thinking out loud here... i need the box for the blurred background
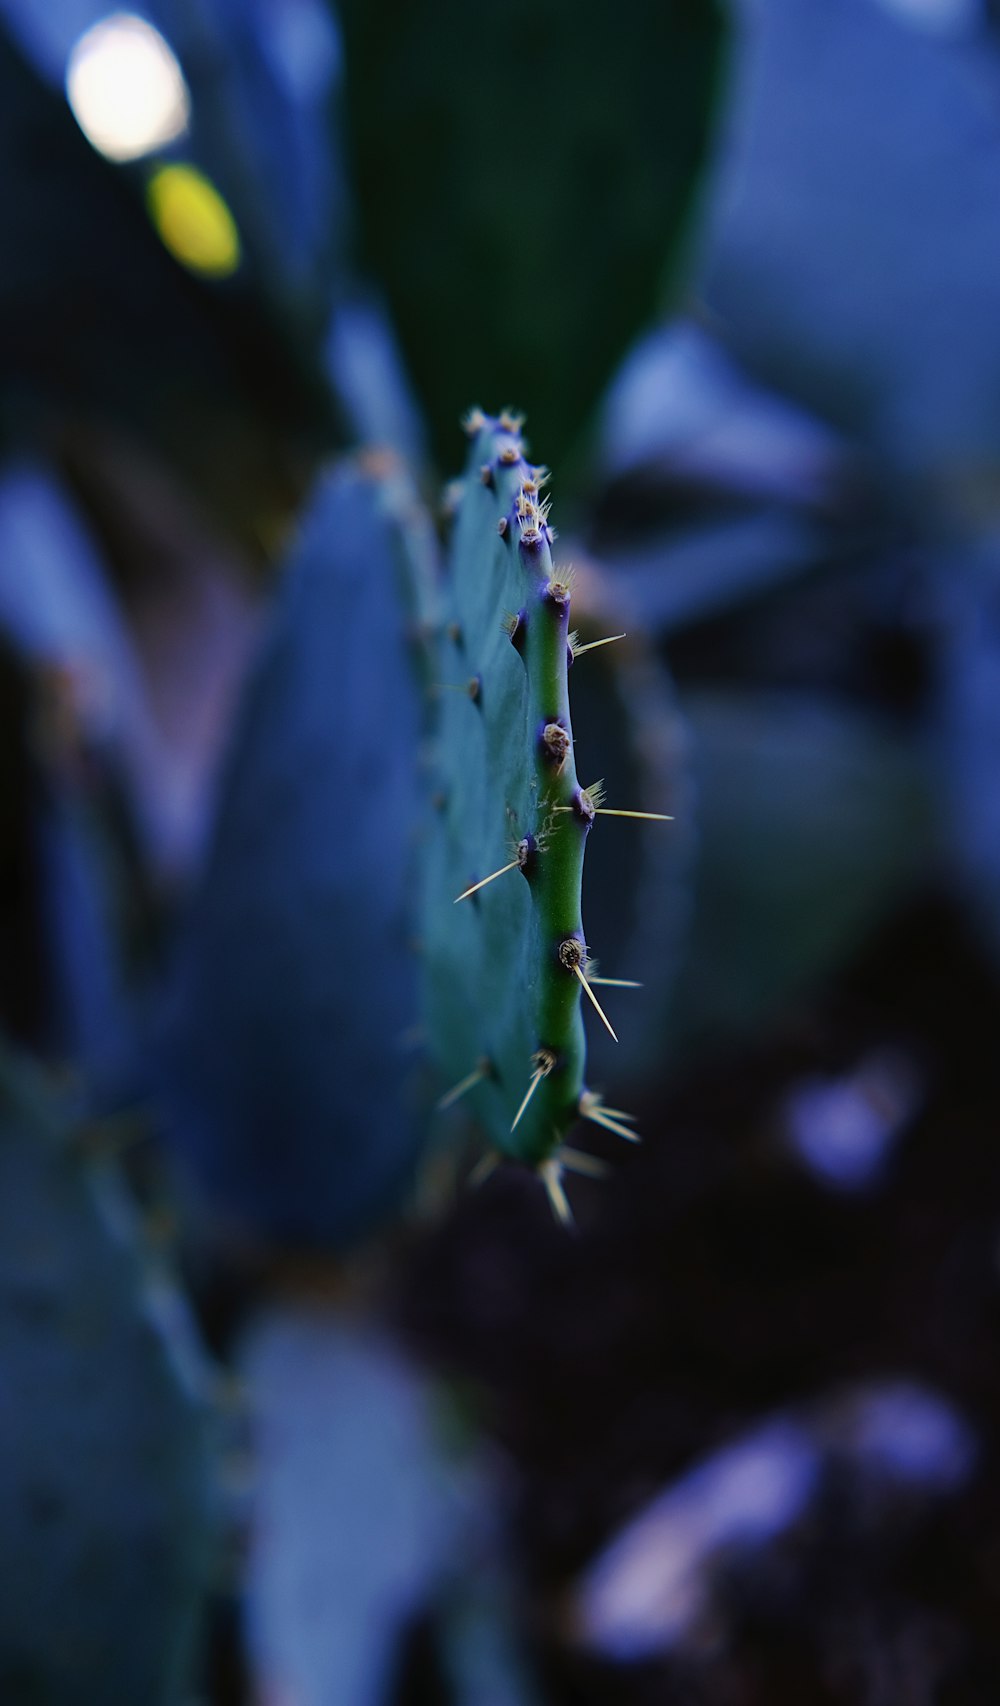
[3,0,1000,1701]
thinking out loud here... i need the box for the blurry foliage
[670,692,932,1053]
[242,1306,540,1706]
[634,0,1000,1011]
[0,461,197,1093]
[0,1,342,548]
[700,0,1000,475]
[0,641,47,1045]
[0,1046,217,1705]
[335,0,727,474]
[939,537,1000,968]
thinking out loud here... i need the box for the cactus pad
[0,1048,216,1703]
[159,465,427,1248]
[424,412,638,1197]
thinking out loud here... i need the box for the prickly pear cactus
[565,570,692,1092]
[0,1047,217,1703]
[425,412,645,1208]
[159,463,428,1248]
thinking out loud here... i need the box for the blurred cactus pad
[160,464,428,1247]
[337,0,727,470]
[0,1047,217,1704]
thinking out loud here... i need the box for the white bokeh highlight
[66,13,190,163]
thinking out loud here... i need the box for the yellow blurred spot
[146,165,241,278]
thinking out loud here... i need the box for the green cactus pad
[424,412,629,1189]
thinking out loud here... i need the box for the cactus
[564,568,693,1092]
[0,1046,217,1703]
[157,430,676,1236]
[159,462,428,1247]
[336,0,727,472]
[424,412,662,1211]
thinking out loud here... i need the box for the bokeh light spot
[146,165,242,279]
[66,13,190,163]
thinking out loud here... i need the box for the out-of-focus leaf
[325,291,430,469]
[337,0,726,473]
[1,0,349,334]
[588,323,882,638]
[0,1046,217,1704]
[37,433,266,872]
[0,466,165,826]
[0,465,165,1092]
[598,511,834,635]
[0,643,48,1046]
[699,0,1000,475]
[152,0,348,338]
[242,1305,540,1706]
[667,692,933,1053]
[574,1379,975,1662]
[158,465,425,1248]
[34,781,142,1099]
[0,459,261,1099]
[598,321,853,508]
[937,537,1000,967]
[0,463,137,682]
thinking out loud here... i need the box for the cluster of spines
[435,410,671,1223]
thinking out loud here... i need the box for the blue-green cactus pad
[159,465,426,1247]
[0,1050,216,1703]
[424,414,605,1176]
